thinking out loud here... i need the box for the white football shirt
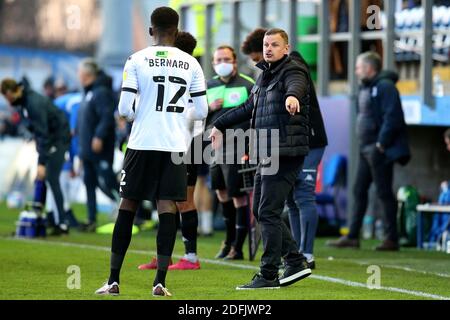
[121,46,207,152]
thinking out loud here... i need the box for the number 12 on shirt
[153,76,187,113]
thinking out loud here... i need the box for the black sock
[181,210,198,254]
[109,209,135,285]
[233,206,249,252]
[222,201,236,246]
[155,269,167,288]
[154,213,177,287]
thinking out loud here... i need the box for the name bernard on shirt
[147,57,189,70]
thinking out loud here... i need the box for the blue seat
[428,190,450,244]
[316,155,347,224]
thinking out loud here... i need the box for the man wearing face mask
[1,78,71,236]
[206,45,255,261]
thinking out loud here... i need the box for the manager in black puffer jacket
[210,28,312,290]
[241,28,328,267]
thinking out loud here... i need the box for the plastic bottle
[433,74,444,97]
[375,219,384,240]
[362,215,375,239]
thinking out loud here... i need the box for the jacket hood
[94,70,113,89]
[84,70,113,92]
[372,70,399,85]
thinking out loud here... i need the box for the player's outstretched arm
[213,96,254,132]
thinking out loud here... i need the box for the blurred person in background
[241,28,266,65]
[0,108,21,138]
[327,52,410,251]
[43,76,56,100]
[77,58,120,232]
[441,129,450,191]
[1,78,71,236]
[46,78,83,228]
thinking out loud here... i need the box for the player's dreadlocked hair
[241,28,267,55]
[151,7,179,31]
[175,31,197,56]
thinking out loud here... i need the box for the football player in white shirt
[95,7,208,298]
[137,31,205,272]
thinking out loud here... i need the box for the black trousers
[253,156,306,280]
[46,141,69,226]
[82,157,120,223]
[348,144,398,242]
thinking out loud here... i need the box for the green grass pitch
[0,203,449,300]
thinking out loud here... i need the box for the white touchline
[6,238,450,300]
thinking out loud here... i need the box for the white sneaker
[95,282,120,296]
[152,283,172,297]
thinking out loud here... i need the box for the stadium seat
[395,5,450,64]
[316,155,347,224]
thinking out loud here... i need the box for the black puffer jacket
[214,55,310,158]
[290,51,328,149]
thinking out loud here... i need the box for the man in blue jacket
[327,51,410,251]
[77,58,119,231]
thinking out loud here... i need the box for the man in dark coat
[77,58,119,231]
[327,51,410,251]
